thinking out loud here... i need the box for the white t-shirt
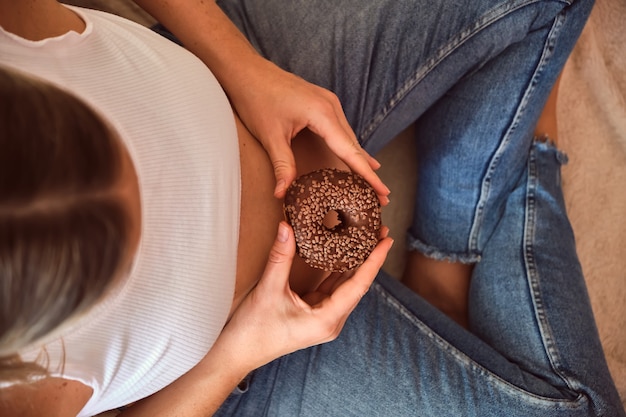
[0,6,241,416]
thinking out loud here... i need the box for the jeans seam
[467,6,567,252]
[523,145,576,393]
[360,0,552,147]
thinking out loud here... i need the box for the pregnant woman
[0,0,622,416]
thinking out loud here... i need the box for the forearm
[132,0,272,98]
[119,342,249,417]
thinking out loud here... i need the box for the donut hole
[323,209,343,230]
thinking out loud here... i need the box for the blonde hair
[0,66,132,382]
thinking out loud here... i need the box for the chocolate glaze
[284,168,381,272]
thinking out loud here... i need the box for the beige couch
[66,0,626,413]
[557,0,626,405]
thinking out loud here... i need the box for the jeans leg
[216,0,589,143]
[214,142,623,417]
[469,140,624,415]
[408,0,594,260]
[217,0,594,260]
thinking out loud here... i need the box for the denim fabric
[214,142,624,417]
[212,0,623,414]
[218,0,594,263]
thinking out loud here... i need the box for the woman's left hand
[228,58,391,204]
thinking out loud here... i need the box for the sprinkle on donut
[283,168,382,272]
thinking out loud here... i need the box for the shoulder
[0,377,92,417]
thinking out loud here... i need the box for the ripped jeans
[215,142,623,416]
[214,0,624,414]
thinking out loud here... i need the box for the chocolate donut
[284,168,382,272]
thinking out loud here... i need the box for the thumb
[268,144,297,198]
[260,222,296,291]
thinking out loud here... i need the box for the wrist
[197,337,252,385]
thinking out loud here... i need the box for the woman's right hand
[212,221,393,375]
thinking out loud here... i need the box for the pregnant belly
[232,116,349,316]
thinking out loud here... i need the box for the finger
[327,270,356,294]
[312,227,389,300]
[341,143,390,206]
[318,237,393,314]
[324,98,389,197]
[366,153,382,170]
[315,272,348,296]
[307,115,391,205]
[259,221,297,291]
[304,238,393,343]
[264,139,298,198]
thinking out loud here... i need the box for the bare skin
[401,75,562,328]
[233,121,350,312]
[401,254,473,328]
[534,74,561,143]
[0,0,85,40]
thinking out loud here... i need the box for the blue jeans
[213,0,624,415]
[215,142,623,416]
[219,0,593,262]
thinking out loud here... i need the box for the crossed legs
[402,73,563,327]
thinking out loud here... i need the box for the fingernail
[278,222,289,242]
[275,179,286,196]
